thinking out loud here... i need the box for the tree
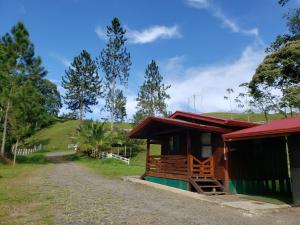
[249,38,300,116]
[99,18,131,130]
[136,60,170,121]
[223,88,234,119]
[78,120,107,157]
[62,49,102,121]
[0,22,48,157]
[249,2,300,117]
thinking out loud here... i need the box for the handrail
[190,155,214,178]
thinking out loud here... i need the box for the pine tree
[0,22,50,156]
[99,18,131,130]
[135,60,170,123]
[62,49,102,120]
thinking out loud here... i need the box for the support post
[186,130,192,190]
[146,139,150,173]
[224,141,230,192]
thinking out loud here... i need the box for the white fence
[100,152,130,165]
[68,144,79,151]
[16,144,42,156]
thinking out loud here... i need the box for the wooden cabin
[127,111,257,195]
[223,117,300,205]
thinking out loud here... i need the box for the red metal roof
[223,116,300,141]
[127,116,233,139]
[169,111,257,128]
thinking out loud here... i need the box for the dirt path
[37,154,300,225]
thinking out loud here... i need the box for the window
[201,133,212,158]
[169,135,180,154]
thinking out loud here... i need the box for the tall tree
[62,49,102,121]
[99,18,131,130]
[0,22,48,156]
[135,60,170,123]
[248,1,300,117]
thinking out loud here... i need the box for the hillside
[25,120,80,152]
[205,112,286,123]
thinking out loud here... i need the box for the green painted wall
[228,179,291,195]
[144,176,189,190]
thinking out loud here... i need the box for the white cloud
[95,24,181,44]
[126,95,137,120]
[185,0,261,40]
[186,0,210,9]
[163,45,265,113]
[127,25,181,44]
[95,26,107,41]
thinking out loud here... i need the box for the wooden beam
[186,130,192,190]
[146,139,150,173]
[224,142,229,192]
[150,128,185,137]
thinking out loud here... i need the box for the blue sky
[1,0,298,120]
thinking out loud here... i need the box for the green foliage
[78,120,108,156]
[250,38,300,116]
[99,17,131,129]
[136,60,170,122]
[62,49,102,120]
[0,22,62,156]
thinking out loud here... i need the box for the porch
[144,130,225,195]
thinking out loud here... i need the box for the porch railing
[147,155,188,175]
[189,155,214,178]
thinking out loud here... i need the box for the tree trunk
[110,81,115,131]
[79,96,84,121]
[1,100,10,157]
[264,111,269,123]
[13,139,19,166]
[290,107,293,117]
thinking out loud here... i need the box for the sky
[1,0,298,120]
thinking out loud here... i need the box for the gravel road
[39,154,300,225]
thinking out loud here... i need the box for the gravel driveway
[39,154,300,225]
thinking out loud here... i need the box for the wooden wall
[228,137,291,195]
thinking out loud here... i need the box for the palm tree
[79,120,107,157]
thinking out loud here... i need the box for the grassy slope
[25,120,80,152]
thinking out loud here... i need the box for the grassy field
[0,160,53,225]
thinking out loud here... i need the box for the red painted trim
[127,116,233,138]
[223,116,300,141]
[169,111,257,128]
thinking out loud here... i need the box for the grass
[66,154,145,178]
[25,120,80,152]
[0,162,53,225]
[205,112,286,123]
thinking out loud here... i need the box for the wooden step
[189,177,225,195]
[203,191,226,195]
[198,185,222,188]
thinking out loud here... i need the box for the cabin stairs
[189,177,225,195]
